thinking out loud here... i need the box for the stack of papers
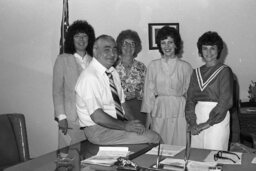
[146,144,185,157]
[155,158,217,171]
[81,147,129,166]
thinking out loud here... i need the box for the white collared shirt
[74,53,91,69]
[75,58,125,127]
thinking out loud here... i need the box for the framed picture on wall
[148,23,179,50]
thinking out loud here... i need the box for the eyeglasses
[214,151,240,163]
[74,34,88,40]
[122,41,136,48]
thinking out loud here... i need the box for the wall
[0,0,255,157]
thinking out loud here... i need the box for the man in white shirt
[75,35,160,144]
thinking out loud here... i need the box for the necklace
[121,58,134,68]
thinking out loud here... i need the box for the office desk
[4,140,256,171]
[134,148,256,171]
[4,141,155,171]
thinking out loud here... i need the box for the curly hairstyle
[116,29,142,57]
[197,31,223,59]
[64,20,95,56]
[156,26,182,55]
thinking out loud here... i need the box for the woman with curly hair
[141,26,192,145]
[53,20,95,148]
[115,29,147,125]
[185,31,233,150]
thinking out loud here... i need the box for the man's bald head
[93,34,118,69]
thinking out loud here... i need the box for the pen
[156,141,161,168]
[59,127,73,130]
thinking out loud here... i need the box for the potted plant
[248,81,256,102]
[245,81,256,107]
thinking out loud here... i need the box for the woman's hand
[59,119,68,135]
[189,124,200,135]
[145,113,152,129]
[125,91,136,100]
[197,122,210,132]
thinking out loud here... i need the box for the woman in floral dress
[141,26,192,145]
[116,30,147,125]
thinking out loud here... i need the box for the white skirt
[191,101,230,151]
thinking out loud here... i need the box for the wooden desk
[4,140,256,171]
[134,148,256,171]
[4,141,155,171]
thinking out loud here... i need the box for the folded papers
[154,158,217,171]
[146,144,185,157]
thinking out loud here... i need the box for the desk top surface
[240,107,256,114]
[4,141,256,171]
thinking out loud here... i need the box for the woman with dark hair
[115,30,147,124]
[185,31,233,150]
[53,20,95,148]
[141,26,192,145]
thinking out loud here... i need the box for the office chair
[239,102,256,149]
[229,75,256,153]
[229,74,240,144]
[0,113,30,170]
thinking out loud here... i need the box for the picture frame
[148,23,179,50]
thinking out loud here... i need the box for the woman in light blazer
[53,20,95,148]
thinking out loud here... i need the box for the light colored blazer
[52,53,91,123]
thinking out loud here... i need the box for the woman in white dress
[141,26,192,145]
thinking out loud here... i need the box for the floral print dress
[116,59,147,100]
[116,59,147,124]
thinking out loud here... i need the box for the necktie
[105,71,126,121]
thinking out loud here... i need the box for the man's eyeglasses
[214,151,240,163]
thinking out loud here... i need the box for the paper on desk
[251,157,256,164]
[188,160,217,171]
[81,147,129,166]
[157,158,217,171]
[204,151,242,165]
[146,144,185,157]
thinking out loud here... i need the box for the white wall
[0,0,256,157]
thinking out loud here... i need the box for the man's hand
[124,120,145,135]
[59,119,68,135]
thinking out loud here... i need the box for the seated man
[75,35,160,145]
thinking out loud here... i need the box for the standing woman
[141,26,192,145]
[53,20,95,148]
[115,30,147,125]
[185,31,233,150]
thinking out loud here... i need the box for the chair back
[229,74,240,143]
[0,113,30,170]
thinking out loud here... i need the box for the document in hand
[81,147,130,166]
